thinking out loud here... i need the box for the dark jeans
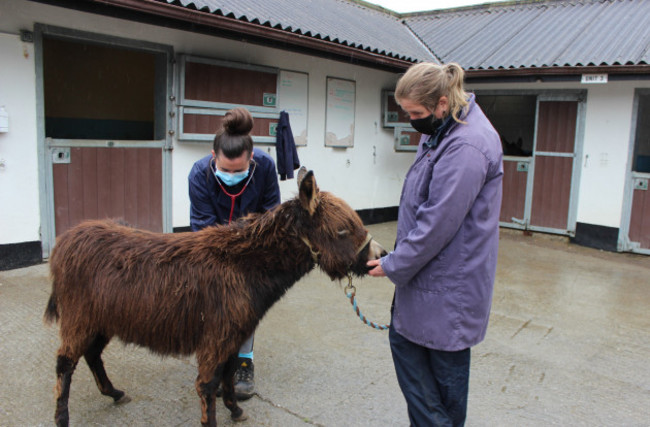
[389,323,471,427]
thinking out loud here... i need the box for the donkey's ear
[298,169,320,216]
[297,166,308,188]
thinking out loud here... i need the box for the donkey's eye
[337,230,350,238]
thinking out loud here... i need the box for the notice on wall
[325,77,355,147]
[278,70,308,146]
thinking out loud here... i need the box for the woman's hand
[367,259,386,277]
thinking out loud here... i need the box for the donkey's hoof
[231,409,248,422]
[114,394,131,405]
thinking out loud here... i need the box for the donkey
[44,169,385,426]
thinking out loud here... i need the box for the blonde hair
[395,62,468,123]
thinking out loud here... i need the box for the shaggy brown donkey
[44,170,385,426]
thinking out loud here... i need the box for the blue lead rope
[345,275,390,331]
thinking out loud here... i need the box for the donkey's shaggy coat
[44,170,385,426]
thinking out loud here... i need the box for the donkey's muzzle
[367,239,387,260]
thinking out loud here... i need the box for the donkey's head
[296,168,386,280]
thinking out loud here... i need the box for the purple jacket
[381,94,503,351]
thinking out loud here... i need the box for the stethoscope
[211,159,257,224]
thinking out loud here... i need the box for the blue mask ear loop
[211,160,257,224]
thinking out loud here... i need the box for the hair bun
[223,107,254,136]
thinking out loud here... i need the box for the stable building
[0,0,648,270]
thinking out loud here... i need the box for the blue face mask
[214,168,249,186]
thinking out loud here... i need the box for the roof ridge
[401,20,441,64]
[344,0,402,18]
[402,0,588,18]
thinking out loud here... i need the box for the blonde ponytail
[444,63,468,123]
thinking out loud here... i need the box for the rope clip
[345,273,356,296]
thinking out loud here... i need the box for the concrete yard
[1,222,648,426]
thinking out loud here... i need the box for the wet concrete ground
[1,222,649,426]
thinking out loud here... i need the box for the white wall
[577,82,644,228]
[0,32,40,243]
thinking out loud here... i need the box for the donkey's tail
[44,293,59,324]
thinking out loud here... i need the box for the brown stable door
[44,37,165,237]
[529,101,578,232]
[629,182,650,249]
[627,91,650,251]
[53,147,163,235]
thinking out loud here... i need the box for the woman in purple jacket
[368,62,503,426]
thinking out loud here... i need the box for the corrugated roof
[163,0,436,63]
[134,0,650,72]
[404,0,650,70]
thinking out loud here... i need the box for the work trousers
[389,323,471,427]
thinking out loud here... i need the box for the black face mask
[410,114,443,135]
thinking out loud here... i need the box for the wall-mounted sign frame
[394,126,421,152]
[382,90,411,128]
[278,70,308,146]
[325,77,355,148]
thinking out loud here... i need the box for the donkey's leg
[55,329,100,427]
[84,334,130,404]
[195,364,221,427]
[54,353,78,427]
[195,347,225,427]
[221,353,247,422]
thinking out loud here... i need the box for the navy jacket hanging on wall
[275,111,300,180]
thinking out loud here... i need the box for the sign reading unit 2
[581,74,608,84]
